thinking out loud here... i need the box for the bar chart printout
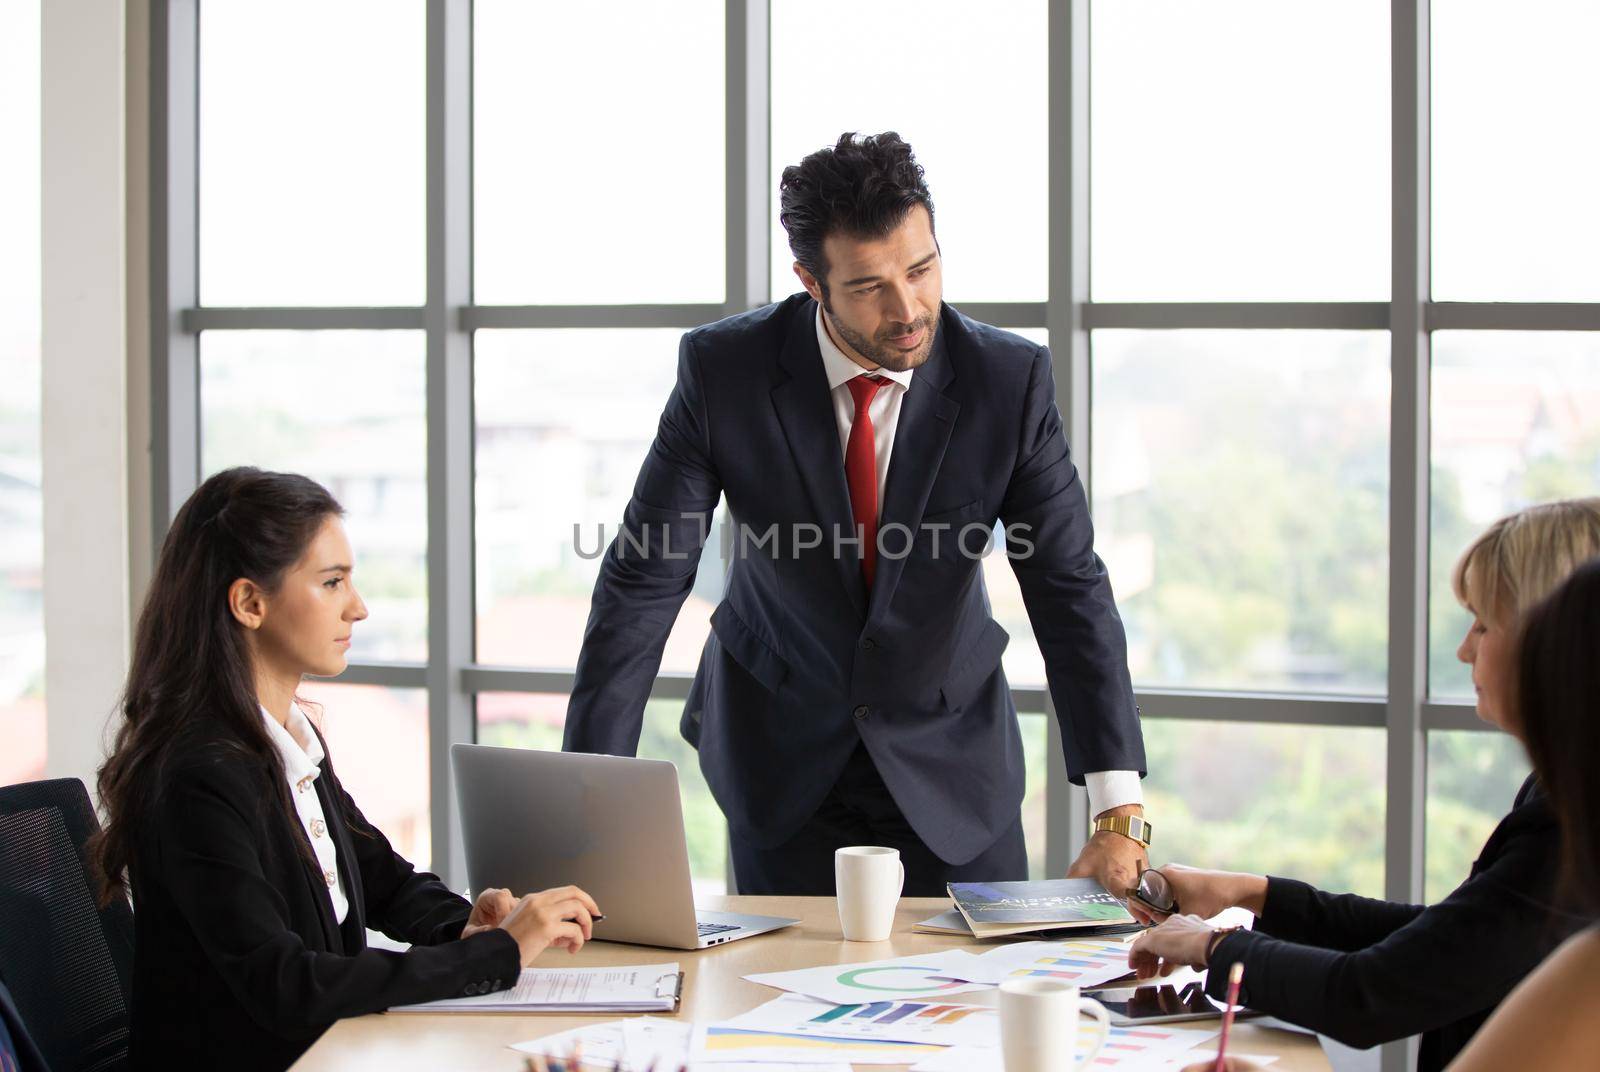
[690,1023,942,1065]
[960,938,1134,989]
[719,993,1001,1049]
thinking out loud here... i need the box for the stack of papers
[390,964,682,1014]
[914,906,1142,940]
[500,945,1258,1070]
[512,1018,853,1072]
[947,879,1139,938]
[699,993,1221,1071]
[713,945,1225,1071]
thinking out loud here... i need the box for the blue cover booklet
[947,878,1137,937]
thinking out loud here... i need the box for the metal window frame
[149,5,1590,1005]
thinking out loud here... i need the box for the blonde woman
[1440,557,1600,1070]
[1133,499,1600,1072]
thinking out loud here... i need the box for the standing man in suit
[563,132,1149,896]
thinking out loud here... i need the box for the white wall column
[42,0,131,788]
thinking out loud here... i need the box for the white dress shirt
[815,308,1144,822]
[261,703,350,924]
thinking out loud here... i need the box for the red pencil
[1213,961,1245,1072]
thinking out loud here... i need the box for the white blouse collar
[259,702,325,786]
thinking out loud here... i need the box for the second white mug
[999,977,1111,1072]
[834,845,904,941]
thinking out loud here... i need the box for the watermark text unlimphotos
[572,516,1036,562]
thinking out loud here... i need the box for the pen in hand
[1213,961,1244,1072]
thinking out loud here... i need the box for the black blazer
[127,730,520,1072]
[565,295,1144,864]
[1206,775,1586,1071]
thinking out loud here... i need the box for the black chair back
[1,973,51,1072]
[0,779,133,1072]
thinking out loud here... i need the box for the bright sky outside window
[1091,0,1390,301]
[770,0,1047,304]
[474,0,724,304]
[0,0,44,786]
[200,0,425,306]
[1432,0,1600,301]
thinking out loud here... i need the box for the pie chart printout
[834,965,971,993]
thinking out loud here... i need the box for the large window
[1419,1,1600,899]
[473,330,720,671]
[1092,331,1390,696]
[155,2,1598,939]
[0,0,43,786]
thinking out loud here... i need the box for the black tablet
[1087,981,1260,1026]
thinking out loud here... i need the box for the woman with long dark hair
[93,468,598,1071]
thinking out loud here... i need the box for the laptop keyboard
[698,921,741,937]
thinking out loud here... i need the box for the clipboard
[655,970,685,1010]
[390,963,685,1014]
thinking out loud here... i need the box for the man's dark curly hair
[778,131,935,297]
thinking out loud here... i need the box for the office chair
[1,974,50,1072]
[0,779,134,1072]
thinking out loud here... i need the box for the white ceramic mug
[998,978,1111,1072]
[834,845,905,941]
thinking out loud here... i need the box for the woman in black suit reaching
[92,467,599,1071]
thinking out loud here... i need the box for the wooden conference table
[294,896,1330,1071]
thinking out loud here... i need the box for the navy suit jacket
[564,294,1145,864]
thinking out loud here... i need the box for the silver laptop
[451,744,797,950]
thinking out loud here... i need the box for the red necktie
[844,375,886,588]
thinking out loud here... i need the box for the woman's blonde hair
[1452,497,1600,627]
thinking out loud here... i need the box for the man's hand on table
[1066,803,1147,896]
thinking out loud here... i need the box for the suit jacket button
[861,638,876,651]
[853,705,869,721]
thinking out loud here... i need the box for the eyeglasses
[1131,867,1179,916]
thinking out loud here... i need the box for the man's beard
[824,305,938,372]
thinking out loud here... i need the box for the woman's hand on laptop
[497,885,603,965]
[461,887,517,938]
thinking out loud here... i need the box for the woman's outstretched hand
[1128,913,1218,979]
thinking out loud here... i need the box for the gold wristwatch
[1092,814,1153,849]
